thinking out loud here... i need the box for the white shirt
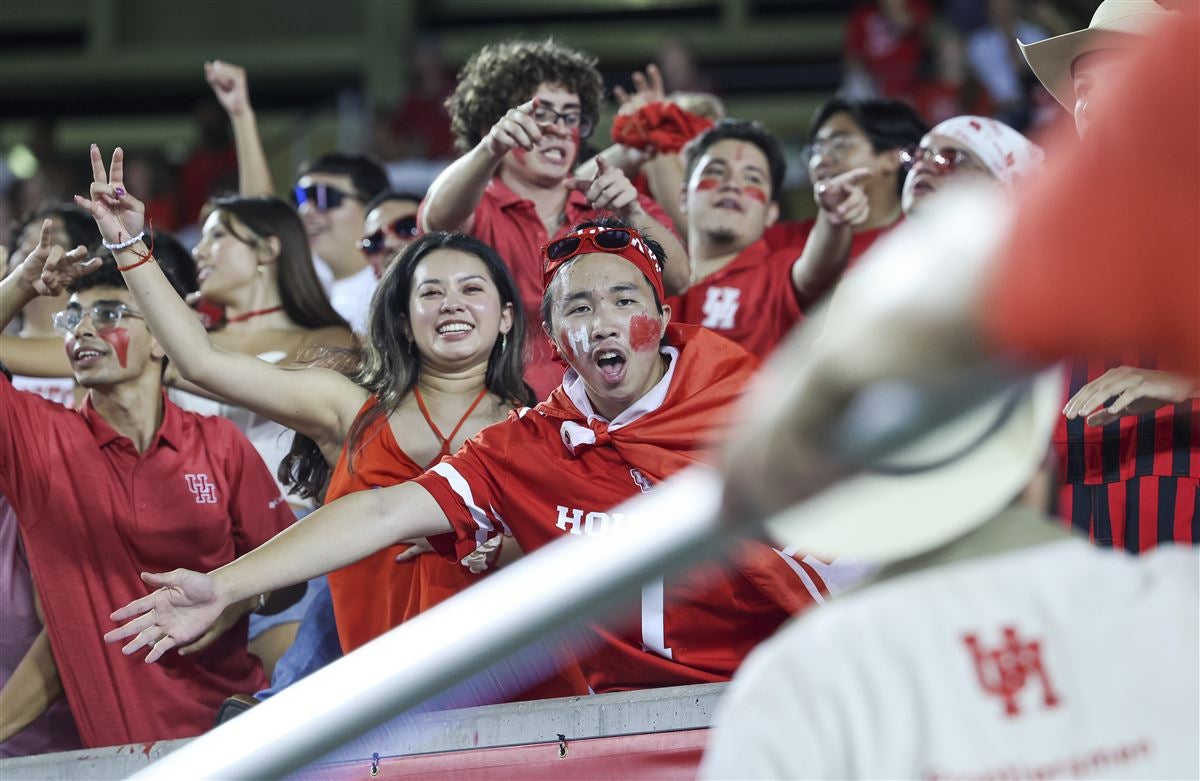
[702,538,1200,780]
[328,265,378,335]
[10,375,75,408]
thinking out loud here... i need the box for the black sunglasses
[292,183,363,211]
[546,228,635,260]
[358,216,420,256]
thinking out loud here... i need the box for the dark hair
[682,118,787,200]
[68,254,191,299]
[298,153,390,201]
[809,98,929,195]
[364,190,425,215]
[151,232,199,296]
[446,39,604,154]
[14,204,101,251]
[279,232,533,500]
[211,196,348,331]
[539,216,667,332]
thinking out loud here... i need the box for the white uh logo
[185,473,218,504]
[701,287,741,330]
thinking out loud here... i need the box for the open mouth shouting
[593,345,628,385]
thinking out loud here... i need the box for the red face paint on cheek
[100,328,131,369]
[628,314,661,352]
[745,186,768,204]
[695,178,720,192]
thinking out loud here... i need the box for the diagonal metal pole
[132,468,729,780]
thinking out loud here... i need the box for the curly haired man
[419,39,689,398]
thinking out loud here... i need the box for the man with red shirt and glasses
[419,39,689,399]
[106,218,823,693]
[0,220,296,747]
[768,98,927,306]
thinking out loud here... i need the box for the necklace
[226,306,284,324]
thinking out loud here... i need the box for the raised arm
[567,156,691,295]
[0,628,62,744]
[1,221,99,333]
[105,480,453,663]
[73,145,364,450]
[204,60,274,197]
[791,168,871,309]
[420,98,548,234]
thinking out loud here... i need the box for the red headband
[540,226,666,302]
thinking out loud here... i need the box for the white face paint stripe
[431,463,495,547]
[567,326,590,357]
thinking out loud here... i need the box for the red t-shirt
[844,0,933,99]
[0,379,294,747]
[414,325,823,692]
[421,178,680,400]
[666,239,803,361]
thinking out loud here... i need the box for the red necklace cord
[116,219,156,272]
[226,306,284,324]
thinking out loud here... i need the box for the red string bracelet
[116,219,156,272]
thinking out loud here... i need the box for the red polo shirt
[422,177,679,400]
[667,239,804,361]
[0,378,294,748]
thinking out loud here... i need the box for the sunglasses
[900,146,977,174]
[53,302,144,336]
[358,216,420,256]
[544,227,657,266]
[292,184,364,211]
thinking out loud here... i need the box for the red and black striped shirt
[1054,358,1199,553]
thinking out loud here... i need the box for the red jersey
[0,378,294,747]
[415,325,824,692]
[1054,358,1198,552]
[765,220,895,272]
[667,239,803,361]
[420,177,679,400]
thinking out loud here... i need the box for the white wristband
[102,231,145,251]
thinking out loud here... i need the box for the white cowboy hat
[764,366,1064,563]
[1019,0,1174,111]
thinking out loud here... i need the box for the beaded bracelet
[102,230,145,251]
[115,220,156,272]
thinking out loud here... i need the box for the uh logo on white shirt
[701,286,741,330]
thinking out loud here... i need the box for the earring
[501,333,508,352]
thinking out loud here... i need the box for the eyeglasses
[53,302,144,336]
[358,216,420,256]
[532,105,594,138]
[804,137,859,165]
[900,146,978,174]
[292,184,364,211]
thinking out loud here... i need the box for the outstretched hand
[204,60,251,117]
[814,167,872,227]
[104,569,228,664]
[614,63,666,116]
[73,144,147,246]
[1063,366,1198,427]
[14,219,100,296]
[565,156,640,217]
